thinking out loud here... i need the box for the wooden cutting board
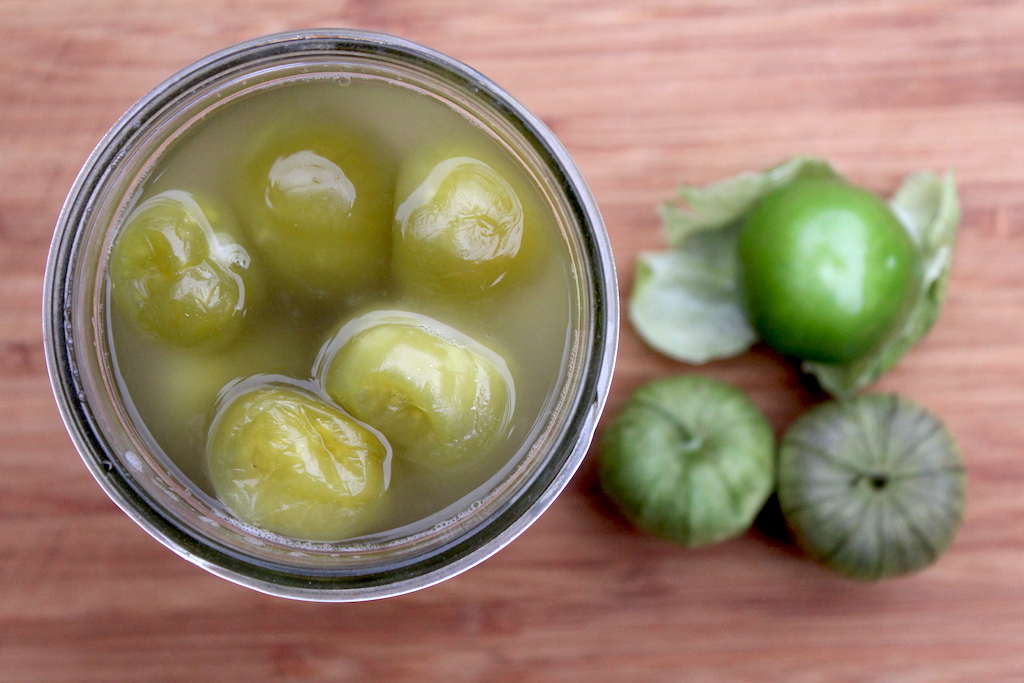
[4,1,1024,680]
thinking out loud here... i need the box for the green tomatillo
[108,190,262,348]
[599,375,775,547]
[777,393,966,580]
[234,119,394,299]
[207,380,390,542]
[317,310,515,468]
[738,176,921,364]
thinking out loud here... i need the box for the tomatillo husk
[599,375,775,547]
[778,393,966,580]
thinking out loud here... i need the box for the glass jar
[43,29,617,601]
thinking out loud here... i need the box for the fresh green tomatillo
[630,158,959,396]
[739,176,921,364]
[777,393,966,580]
[599,375,775,547]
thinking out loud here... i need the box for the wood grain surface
[4,1,1024,680]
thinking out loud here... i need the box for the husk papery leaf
[600,375,775,548]
[777,393,966,580]
[631,157,838,364]
[803,172,960,397]
[659,156,839,247]
[630,222,756,363]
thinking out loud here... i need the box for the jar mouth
[43,29,618,601]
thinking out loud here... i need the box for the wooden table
[4,1,1024,680]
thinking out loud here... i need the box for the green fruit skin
[777,393,966,580]
[109,190,259,348]
[237,122,393,298]
[599,375,776,548]
[739,177,921,364]
[207,382,389,542]
[320,312,514,467]
[393,150,537,299]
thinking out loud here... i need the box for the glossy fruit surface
[777,393,966,580]
[236,121,392,298]
[599,374,775,547]
[739,177,920,363]
[207,381,389,541]
[319,310,514,467]
[393,154,527,297]
[108,190,258,347]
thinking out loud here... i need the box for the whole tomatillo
[738,177,921,364]
[777,393,966,580]
[599,375,775,547]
